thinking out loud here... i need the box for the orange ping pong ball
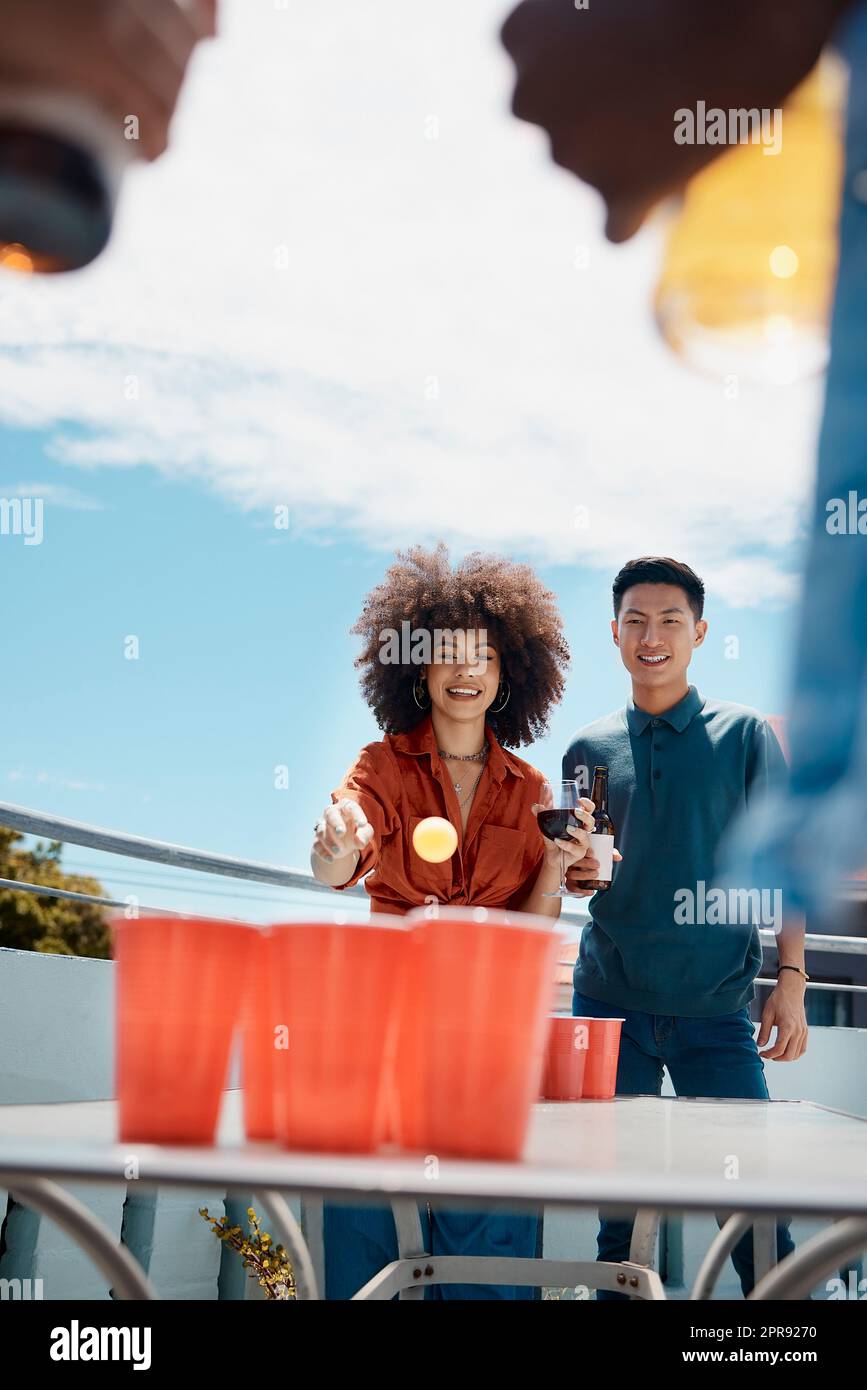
[412,816,458,863]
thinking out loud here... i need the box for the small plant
[200,1205,296,1300]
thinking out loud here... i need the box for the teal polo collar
[626,685,705,736]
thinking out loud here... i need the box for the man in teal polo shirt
[562,556,809,1300]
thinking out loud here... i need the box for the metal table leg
[690,1214,754,1299]
[352,1255,667,1300]
[748,1217,867,1301]
[299,1197,325,1298]
[629,1209,661,1268]
[751,1214,777,1286]
[8,1177,157,1300]
[348,1202,671,1301]
[255,1190,320,1300]
[391,1199,429,1301]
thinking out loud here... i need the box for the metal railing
[0,800,362,895]
[1,801,865,972]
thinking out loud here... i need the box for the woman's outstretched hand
[312,798,374,864]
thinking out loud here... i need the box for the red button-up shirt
[331,715,547,915]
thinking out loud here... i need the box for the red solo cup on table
[241,926,278,1140]
[386,923,427,1150]
[111,915,257,1144]
[268,913,409,1153]
[579,1017,625,1099]
[401,907,562,1161]
[541,1015,590,1100]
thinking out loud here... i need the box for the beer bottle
[584,765,615,892]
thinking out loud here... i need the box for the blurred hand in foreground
[0,0,217,159]
[500,0,851,241]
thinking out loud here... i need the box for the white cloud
[7,770,107,793]
[5,479,104,510]
[0,0,822,606]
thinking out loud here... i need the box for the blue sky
[0,0,819,920]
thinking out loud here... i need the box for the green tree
[0,826,111,958]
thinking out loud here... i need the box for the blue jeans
[324,1202,542,1300]
[572,988,796,1300]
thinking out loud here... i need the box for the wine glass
[538,780,582,898]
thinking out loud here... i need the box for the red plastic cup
[267,914,409,1153]
[401,907,562,1160]
[112,915,257,1144]
[541,1015,590,1100]
[579,1017,625,1099]
[386,925,427,1150]
[241,926,278,1140]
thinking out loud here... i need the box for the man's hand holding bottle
[566,848,623,897]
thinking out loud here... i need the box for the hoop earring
[412,672,431,710]
[489,679,511,714]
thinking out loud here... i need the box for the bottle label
[589,832,614,882]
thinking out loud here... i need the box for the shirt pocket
[470,824,531,904]
[405,816,456,900]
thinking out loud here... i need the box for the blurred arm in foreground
[0,0,217,160]
[501,0,867,920]
[500,0,853,242]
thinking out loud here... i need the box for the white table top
[1,1091,865,1218]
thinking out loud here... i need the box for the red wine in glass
[540,780,582,898]
[538,809,580,842]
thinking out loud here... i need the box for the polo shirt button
[651,718,660,727]
[653,743,661,751]
[852,170,867,202]
[653,770,661,780]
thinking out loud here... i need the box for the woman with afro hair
[310,543,593,1300]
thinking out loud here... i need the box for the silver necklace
[455,763,486,810]
[439,746,488,798]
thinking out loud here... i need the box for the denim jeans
[572,987,796,1300]
[324,1202,542,1300]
